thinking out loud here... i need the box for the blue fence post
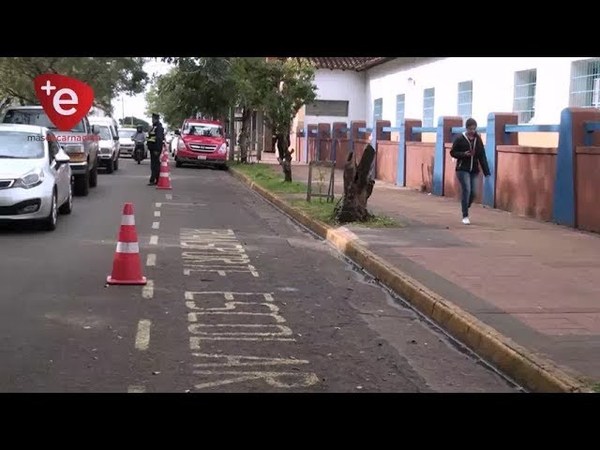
[433,117,445,195]
[483,112,518,208]
[396,119,406,186]
[553,108,576,227]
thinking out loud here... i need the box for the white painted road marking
[181,228,260,277]
[166,194,172,200]
[191,353,310,368]
[149,235,158,245]
[154,211,161,218]
[179,245,318,390]
[142,279,154,298]
[152,221,160,230]
[135,320,151,350]
[162,202,206,207]
[188,323,294,337]
[155,202,162,208]
[192,372,320,390]
[146,254,156,267]
[127,385,146,393]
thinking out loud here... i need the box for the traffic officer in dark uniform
[147,112,165,185]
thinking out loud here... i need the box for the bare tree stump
[334,144,376,223]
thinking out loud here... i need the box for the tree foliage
[0,57,148,113]
[119,116,150,130]
[146,57,317,134]
[147,57,317,179]
[145,58,237,127]
[251,58,317,136]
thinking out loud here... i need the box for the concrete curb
[230,166,593,393]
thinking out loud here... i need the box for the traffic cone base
[107,275,147,285]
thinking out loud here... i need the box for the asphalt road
[0,157,520,393]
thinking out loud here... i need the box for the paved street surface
[0,158,518,393]
[274,156,600,385]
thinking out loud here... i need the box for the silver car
[0,124,73,231]
[118,127,137,158]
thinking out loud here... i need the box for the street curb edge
[229,166,593,393]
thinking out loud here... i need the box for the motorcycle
[133,143,146,164]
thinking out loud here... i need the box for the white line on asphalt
[146,254,156,267]
[127,385,146,393]
[152,221,160,230]
[154,211,161,217]
[161,202,206,207]
[142,279,154,298]
[135,320,151,351]
[150,235,158,245]
[155,202,162,208]
[166,194,173,200]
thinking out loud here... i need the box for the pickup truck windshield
[183,123,223,137]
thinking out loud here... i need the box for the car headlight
[218,143,227,154]
[14,169,44,189]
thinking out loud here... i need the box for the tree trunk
[239,108,251,163]
[276,131,293,182]
[335,144,376,223]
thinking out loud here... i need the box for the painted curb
[230,167,593,393]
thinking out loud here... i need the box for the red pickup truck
[174,118,228,169]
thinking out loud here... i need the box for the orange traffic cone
[106,202,147,285]
[156,157,172,190]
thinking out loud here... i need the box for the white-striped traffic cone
[106,202,147,285]
[156,157,172,190]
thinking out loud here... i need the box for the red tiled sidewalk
[261,153,600,385]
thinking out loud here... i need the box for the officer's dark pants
[149,147,161,184]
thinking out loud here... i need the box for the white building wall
[304,69,367,126]
[365,57,594,127]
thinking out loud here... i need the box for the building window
[396,94,405,126]
[305,100,349,117]
[423,88,435,127]
[373,98,383,121]
[457,80,473,122]
[513,69,537,123]
[569,58,600,108]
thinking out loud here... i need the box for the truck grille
[189,144,217,153]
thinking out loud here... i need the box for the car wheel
[59,182,73,215]
[114,155,119,171]
[44,191,58,231]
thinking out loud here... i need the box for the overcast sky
[110,58,174,125]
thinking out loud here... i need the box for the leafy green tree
[0,57,148,113]
[145,58,237,128]
[147,57,317,180]
[252,58,317,181]
[119,116,150,130]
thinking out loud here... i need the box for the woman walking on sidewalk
[450,118,491,225]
